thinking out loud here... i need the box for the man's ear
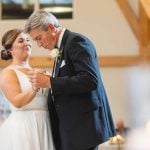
[48,24,57,36]
[48,24,56,32]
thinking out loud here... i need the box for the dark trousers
[87,146,98,150]
[59,145,98,150]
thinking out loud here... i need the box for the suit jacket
[48,29,116,150]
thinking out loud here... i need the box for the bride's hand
[33,68,51,76]
[33,68,46,74]
[28,69,51,88]
[32,86,40,93]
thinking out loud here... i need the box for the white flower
[49,48,60,58]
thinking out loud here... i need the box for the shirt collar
[56,28,66,49]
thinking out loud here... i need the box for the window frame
[0,0,73,20]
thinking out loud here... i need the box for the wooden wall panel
[0,56,141,68]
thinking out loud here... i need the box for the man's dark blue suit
[48,29,116,150]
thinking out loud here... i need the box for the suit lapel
[54,46,64,77]
[55,57,62,77]
[52,58,57,77]
[53,29,69,77]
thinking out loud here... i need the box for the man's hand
[28,68,51,89]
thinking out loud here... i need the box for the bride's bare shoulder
[0,66,16,79]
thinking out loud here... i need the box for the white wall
[0,0,140,127]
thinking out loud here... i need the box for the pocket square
[60,60,66,68]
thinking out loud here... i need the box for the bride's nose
[24,40,32,48]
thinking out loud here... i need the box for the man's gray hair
[25,10,60,33]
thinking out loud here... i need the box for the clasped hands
[27,68,51,92]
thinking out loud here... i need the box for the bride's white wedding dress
[0,67,55,150]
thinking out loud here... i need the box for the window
[1,0,73,20]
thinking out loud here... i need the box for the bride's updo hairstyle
[1,29,23,60]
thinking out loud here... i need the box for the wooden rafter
[140,0,150,19]
[117,0,150,60]
[139,0,150,51]
[116,0,140,41]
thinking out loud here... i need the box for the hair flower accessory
[49,48,62,59]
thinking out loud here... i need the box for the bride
[0,28,55,150]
